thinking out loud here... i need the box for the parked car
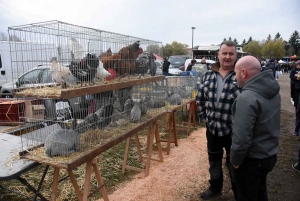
[168,55,192,69]
[183,59,216,71]
[154,60,183,76]
[0,65,55,98]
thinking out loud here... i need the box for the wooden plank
[15,76,165,99]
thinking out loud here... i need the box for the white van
[183,59,216,72]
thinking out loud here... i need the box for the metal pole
[191,27,196,58]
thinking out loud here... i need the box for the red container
[0,99,25,122]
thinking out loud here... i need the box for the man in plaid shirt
[196,40,240,200]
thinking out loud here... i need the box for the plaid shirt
[196,62,241,136]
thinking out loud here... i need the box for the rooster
[50,58,77,88]
[69,53,99,84]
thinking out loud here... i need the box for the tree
[289,30,300,55]
[233,38,239,46]
[261,39,285,59]
[274,32,282,41]
[228,36,232,41]
[162,44,173,58]
[243,40,262,58]
[247,36,253,43]
[267,34,272,41]
[241,39,246,47]
[146,44,162,55]
[223,38,227,41]
[0,32,8,41]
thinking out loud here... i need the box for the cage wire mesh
[7,20,163,93]
[8,20,166,164]
[151,76,199,112]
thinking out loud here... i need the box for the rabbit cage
[7,20,166,168]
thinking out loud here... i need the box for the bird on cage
[165,90,182,105]
[117,87,132,112]
[142,92,154,109]
[130,103,142,123]
[99,47,112,60]
[96,60,113,81]
[138,99,147,115]
[50,57,77,88]
[69,53,99,85]
[135,52,156,77]
[123,97,134,116]
[114,41,143,76]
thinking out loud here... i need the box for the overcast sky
[0,0,299,47]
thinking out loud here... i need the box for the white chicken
[50,60,77,88]
[96,61,111,80]
[69,37,85,61]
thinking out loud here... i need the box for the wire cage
[17,80,166,166]
[6,20,166,168]
[151,76,199,111]
[7,20,163,94]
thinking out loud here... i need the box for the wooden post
[92,160,109,201]
[51,167,60,201]
[68,170,83,201]
[82,161,93,201]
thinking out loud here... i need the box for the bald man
[230,56,281,201]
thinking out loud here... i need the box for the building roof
[194,45,247,53]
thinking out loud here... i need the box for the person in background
[162,57,170,76]
[265,58,276,78]
[290,60,298,104]
[291,62,300,135]
[275,60,281,80]
[186,59,196,71]
[196,40,240,200]
[261,60,266,72]
[231,55,280,201]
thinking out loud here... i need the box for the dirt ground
[97,73,300,201]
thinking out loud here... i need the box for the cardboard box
[25,100,45,122]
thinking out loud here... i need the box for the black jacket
[163,61,170,72]
[186,64,193,71]
[290,67,300,84]
[265,62,276,77]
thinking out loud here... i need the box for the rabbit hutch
[8,20,167,200]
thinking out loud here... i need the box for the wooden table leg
[145,123,155,176]
[155,122,163,162]
[68,170,83,201]
[122,136,131,174]
[82,161,93,201]
[51,167,60,201]
[134,133,143,162]
[92,160,109,201]
[172,110,178,146]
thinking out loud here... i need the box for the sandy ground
[97,127,211,201]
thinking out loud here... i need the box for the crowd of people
[194,40,299,201]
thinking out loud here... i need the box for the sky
[0,0,299,47]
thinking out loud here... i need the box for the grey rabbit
[45,129,80,157]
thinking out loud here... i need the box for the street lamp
[191,27,196,58]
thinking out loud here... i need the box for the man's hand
[233,165,239,169]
